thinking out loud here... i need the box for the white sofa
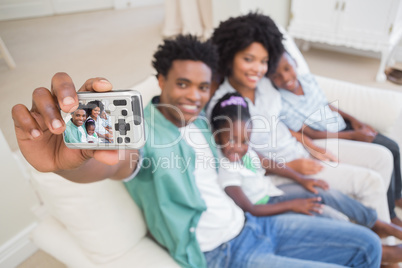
[22,31,402,267]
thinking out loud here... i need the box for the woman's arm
[257,153,329,193]
[224,186,323,216]
[290,130,338,162]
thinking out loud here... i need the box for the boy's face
[71,109,86,127]
[101,111,107,119]
[216,120,251,162]
[87,125,95,136]
[269,54,299,92]
[158,60,212,127]
[229,42,269,92]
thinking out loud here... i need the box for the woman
[86,100,113,143]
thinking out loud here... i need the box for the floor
[1,4,401,268]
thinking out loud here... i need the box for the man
[64,106,87,143]
[12,35,381,267]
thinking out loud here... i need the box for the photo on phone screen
[63,99,114,146]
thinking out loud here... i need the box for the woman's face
[228,42,269,92]
[91,107,100,119]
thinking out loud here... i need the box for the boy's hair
[152,34,218,77]
[211,12,284,77]
[85,118,96,130]
[211,92,251,132]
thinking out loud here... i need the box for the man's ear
[157,74,166,91]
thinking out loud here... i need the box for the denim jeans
[345,121,402,219]
[271,183,378,228]
[373,133,402,219]
[204,213,382,268]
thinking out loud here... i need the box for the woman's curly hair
[211,12,284,77]
[152,34,218,77]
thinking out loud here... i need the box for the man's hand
[286,158,323,175]
[12,73,119,174]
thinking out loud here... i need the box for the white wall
[212,0,291,28]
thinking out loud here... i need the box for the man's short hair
[152,35,218,77]
[70,103,86,116]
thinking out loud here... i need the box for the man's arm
[12,72,137,183]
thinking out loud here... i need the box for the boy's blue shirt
[124,96,219,268]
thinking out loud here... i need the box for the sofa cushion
[30,170,147,264]
[316,75,402,136]
[32,216,179,268]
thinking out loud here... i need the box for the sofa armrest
[31,216,179,268]
[315,75,402,136]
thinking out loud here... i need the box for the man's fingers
[78,77,113,93]
[32,87,65,134]
[51,72,80,113]
[12,104,43,140]
[93,150,119,165]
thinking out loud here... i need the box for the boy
[270,51,402,226]
[11,35,381,267]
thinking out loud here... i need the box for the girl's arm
[224,186,323,216]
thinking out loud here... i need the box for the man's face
[158,60,212,127]
[71,109,86,127]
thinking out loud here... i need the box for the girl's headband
[220,96,247,108]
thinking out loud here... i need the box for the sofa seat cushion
[32,216,179,268]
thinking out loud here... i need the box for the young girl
[85,119,99,144]
[270,51,402,225]
[211,92,402,262]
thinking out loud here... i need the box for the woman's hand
[286,158,323,175]
[289,197,323,215]
[307,146,339,163]
[298,177,329,194]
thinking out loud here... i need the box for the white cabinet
[288,0,402,81]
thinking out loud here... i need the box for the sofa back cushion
[30,170,147,264]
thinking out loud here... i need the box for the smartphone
[62,90,146,149]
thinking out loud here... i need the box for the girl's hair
[211,12,284,77]
[85,118,96,130]
[211,93,251,132]
[85,100,104,118]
